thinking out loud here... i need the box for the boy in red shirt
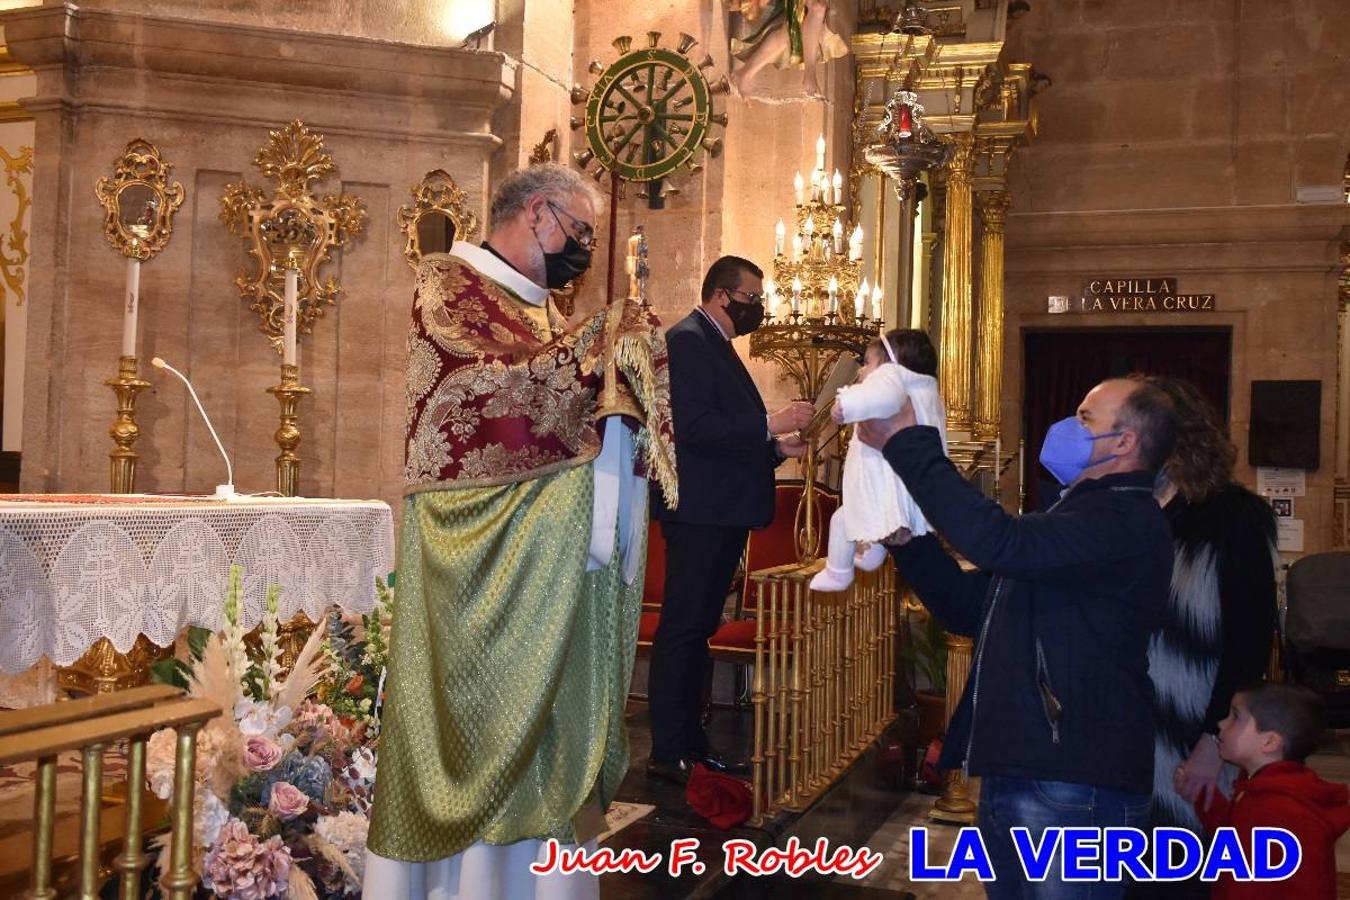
[1175,682,1350,898]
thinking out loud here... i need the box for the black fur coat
[1147,482,1278,830]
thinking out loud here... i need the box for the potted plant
[903,611,948,748]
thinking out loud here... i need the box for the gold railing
[748,560,897,824]
[0,684,220,900]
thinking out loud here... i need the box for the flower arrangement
[145,567,393,899]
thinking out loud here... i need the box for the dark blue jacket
[651,310,782,528]
[885,426,1172,795]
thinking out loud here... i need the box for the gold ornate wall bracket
[220,120,367,353]
[528,128,559,165]
[93,138,185,261]
[396,169,480,271]
[0,144,32,307]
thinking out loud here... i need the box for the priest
[364,162,675,899]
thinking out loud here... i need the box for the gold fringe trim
[614,324,680,509]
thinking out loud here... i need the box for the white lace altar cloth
[0,494,396,675]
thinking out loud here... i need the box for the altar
[0,494,395,703]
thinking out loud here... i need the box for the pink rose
[243,736,283,772]
[267,781,309,820]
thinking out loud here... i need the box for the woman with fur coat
[1128,376,1278,900]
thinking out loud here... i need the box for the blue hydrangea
[263,751,331,804]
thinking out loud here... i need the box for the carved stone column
[974,191,1011,441]
[938,133,976,433]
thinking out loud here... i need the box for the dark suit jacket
[651,309,782,528]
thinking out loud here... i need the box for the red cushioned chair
[710,481,839,711]
[734,480,839,619]
[633,514,752,709]
[635,520,667,657]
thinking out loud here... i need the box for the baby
[809,329,947,592]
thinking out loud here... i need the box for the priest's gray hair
[489,163,600,230]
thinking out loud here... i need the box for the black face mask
[724,294,765,336]
[542,235,593,289]
[536,204,594,289]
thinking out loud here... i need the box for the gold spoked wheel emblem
[572,32,728,185]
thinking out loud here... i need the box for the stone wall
[567,1,859,417]
[1000,0,1350,554]
[40,0,495,46]
[6,3,512,507]
[3,0,867,509]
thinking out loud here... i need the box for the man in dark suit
[646,255,812,784]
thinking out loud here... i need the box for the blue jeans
[978,775,1151,900]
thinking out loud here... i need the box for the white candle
[793,171,804,205]
[774,219,785,257]
[803,216,815,238]
[832,218,844,255]
[809,169,820,203]
[283,268,299,368]
[791,277,802,313]
[122,256,141,358]
[791,234,803,261]
[857,277,870,319]
[832,169,843,206]
[828,275,839,315]
[816,134,826,171]
[625,231,640,276]
[849,223,864,261]
[765,279,779,319]
[871,283,883,320]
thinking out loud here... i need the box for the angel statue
[730,0,849,99]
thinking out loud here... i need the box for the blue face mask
[1038,416,1123,485]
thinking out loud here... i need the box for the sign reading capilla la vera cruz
[1048,277,1216,314]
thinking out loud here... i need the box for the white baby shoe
[809,565,855,593]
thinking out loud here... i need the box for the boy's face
[1217,694,1282,771]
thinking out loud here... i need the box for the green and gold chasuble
[368,246,674,863]
[368,474,643,860]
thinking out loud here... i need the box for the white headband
[881,335,897,365]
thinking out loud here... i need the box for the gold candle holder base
[930,631,978,823]
[267,363,310,497]
[243,611,316,674]
[56,635,174,697]
[929,770,979,824]
[105,356,150,494]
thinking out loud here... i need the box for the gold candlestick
[106,355,150,494]
[267,363,310,497]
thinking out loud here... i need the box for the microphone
[151,357,236,500]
